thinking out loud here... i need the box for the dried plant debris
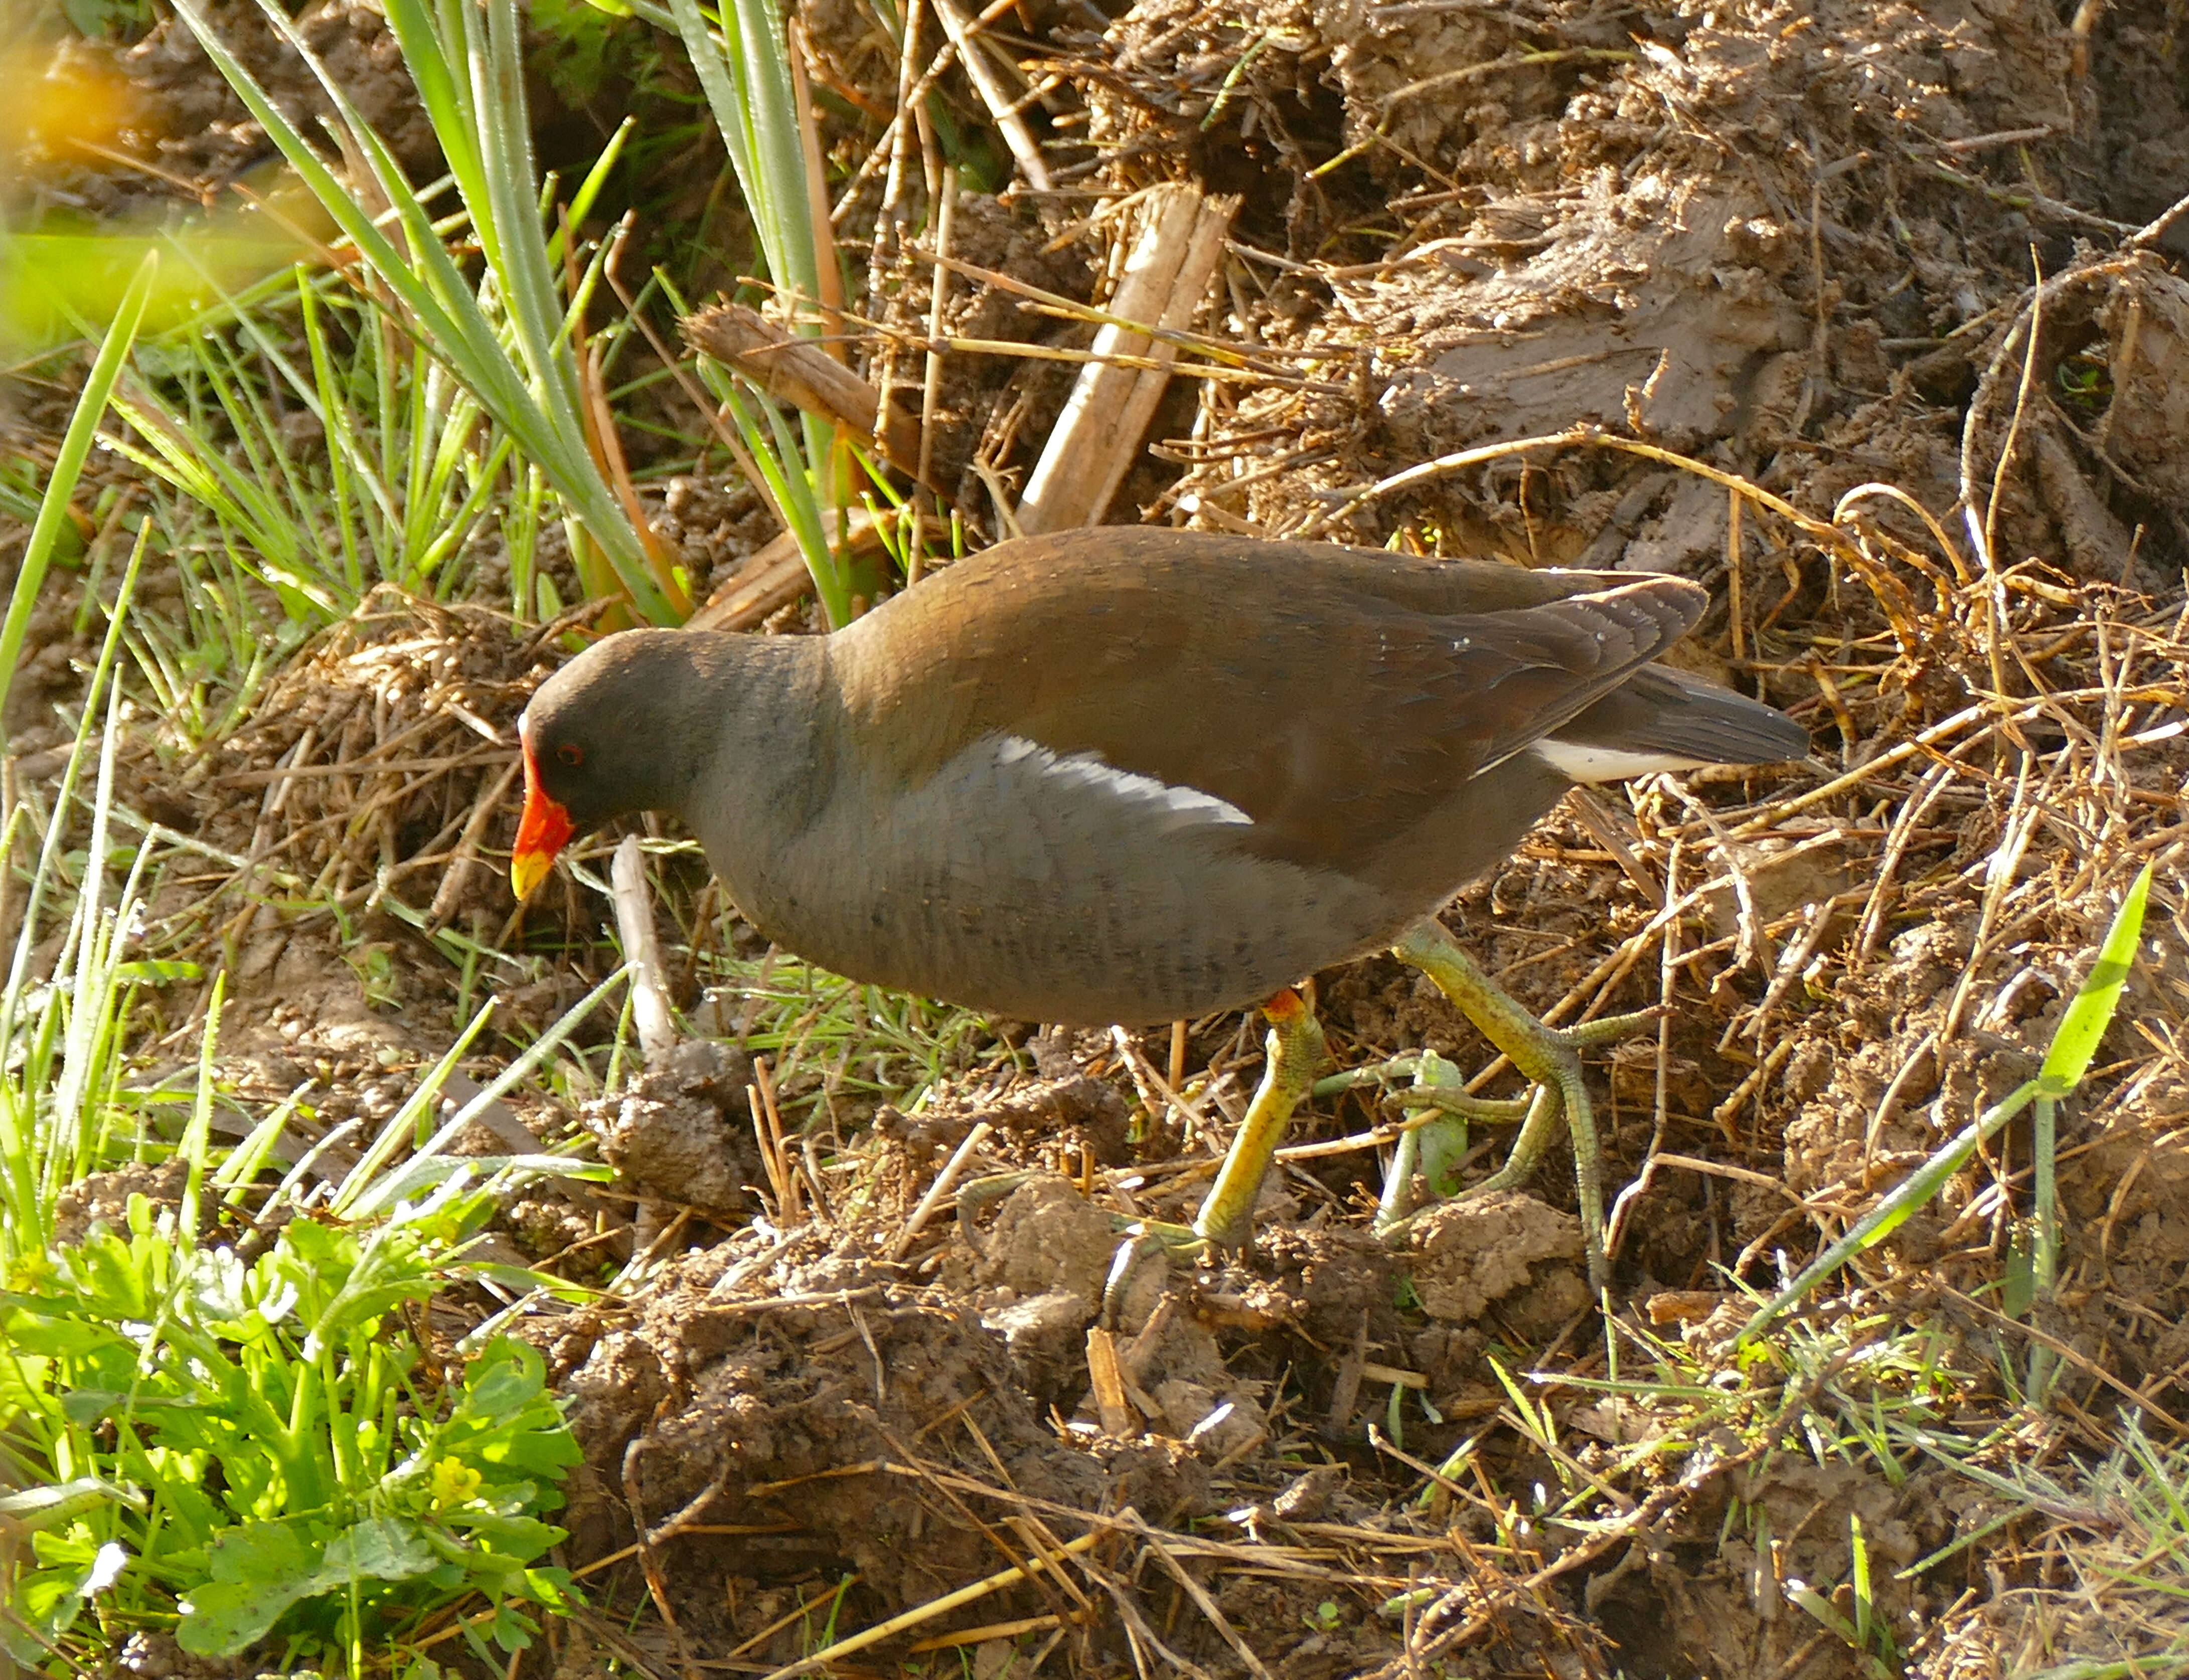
[484,0,2189,1665]
[539,1185,1618,1677]
[1054,0,2189,583]
[12,0,2189,1671]
[173,591,537,944]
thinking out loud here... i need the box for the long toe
[1390,918,1617,1287]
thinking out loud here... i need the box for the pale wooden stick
[906,1611,1067,1653]
[757,1532,1102,1678]
[610,834,676,1062]
[889,1119,992,1260]
[686,507,889,632]
[928,0,1051,192]
[1084,1327,1136,1437]
[683,302,924,474]
[1017,185,1238,532]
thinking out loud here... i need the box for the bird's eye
[556,743,584,768]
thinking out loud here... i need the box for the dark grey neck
[672,633,835,885]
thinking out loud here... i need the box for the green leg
[1391,919,1653,1288]
[1193,989,1329,1248]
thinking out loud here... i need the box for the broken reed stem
[868,0,926,343]
[682,302,924,475]
[1083,1326,1135,1436]
[911,175,956,579]
[1017,184,1238,532]
[1726,485,1746,662]
[784,16,846,344]
[748,1057,798,1222]
[905,1611,1067,1653]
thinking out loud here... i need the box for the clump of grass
[732,955,1012,1123]
[609,0,916,620]
[0,399,616,1672]
[110,268,517,620]
[1,829,616,1676]
[1923,1414,2189,1675]
[171,0,676,625]
[5,1179,582,1669]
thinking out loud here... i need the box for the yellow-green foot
[1192,988,1329,1248]
[1391,918,1655,1288]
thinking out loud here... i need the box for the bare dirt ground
[10,0,2189,1674]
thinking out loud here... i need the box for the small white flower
[83,1543,127,1595]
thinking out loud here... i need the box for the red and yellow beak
[511,720,573,901]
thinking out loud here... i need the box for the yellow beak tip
[511,855,549,900]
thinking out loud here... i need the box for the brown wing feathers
[831,534,1710,874]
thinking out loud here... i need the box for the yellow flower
[429,1458,484,1508]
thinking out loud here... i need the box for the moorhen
[511,528,1809,1279]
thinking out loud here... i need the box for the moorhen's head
[511,630,701,898]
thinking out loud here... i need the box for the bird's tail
[1530,666,1811,784]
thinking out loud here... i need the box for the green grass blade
[1742,870,2151,1346]
[2039,863,2150,1097]
[661,0,820,306]
[650,0,868,622]
[169,0,672,621]
[0,253,153,738]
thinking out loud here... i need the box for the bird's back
[696,531,1802,1024]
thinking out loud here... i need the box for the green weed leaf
[177,1522,317,1655]
[2038,863,2150,1097]
[320,1516,439,1584]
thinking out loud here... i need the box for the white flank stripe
[999,736,1254,825]
[1529,739,1705,784]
